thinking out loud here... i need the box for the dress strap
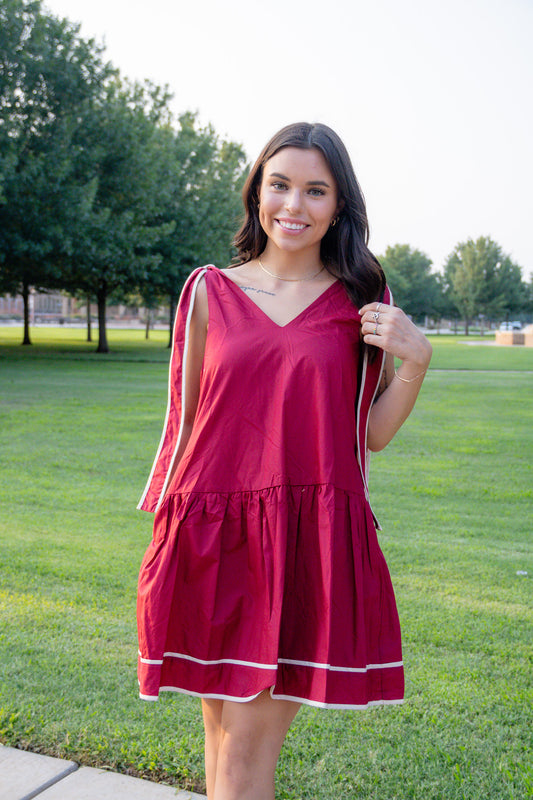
[137,266,211,512]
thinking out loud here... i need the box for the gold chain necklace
[258,258,324,282]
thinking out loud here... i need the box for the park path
[0,744,206,800]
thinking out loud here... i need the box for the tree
[0,0,112,344]
[0,2,246,353]
[60,78,175,352]
[139,113,247,346]
[444,237,525,333]
[525,277,533,316]
[379,244,439,320]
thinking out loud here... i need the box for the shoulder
[218,263,252,287]
[179,267,212,327]
[184,265,217,298]
[192,273,208,325]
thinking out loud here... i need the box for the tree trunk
[86,294,92,342]
[168,294,176,348]
[465,318,470,335]
[145,310,151,340]
[22,281,32,345]
[96,286,109,353]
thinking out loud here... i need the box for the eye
[308,187,326,197]
[271,181,287,191]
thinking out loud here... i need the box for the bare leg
[202,689,300,800]
[202,698,223,799]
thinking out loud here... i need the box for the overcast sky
[44,0,533,278]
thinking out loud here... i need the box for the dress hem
[139,683,405,710]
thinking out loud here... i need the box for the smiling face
[258,147,341,261]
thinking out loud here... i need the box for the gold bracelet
[394,368,426,384]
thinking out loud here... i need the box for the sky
[44,0,533,278]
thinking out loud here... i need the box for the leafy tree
[525,277,533,316]
[0,0,112,344]
[379,244,439,320]
[0,2,246,353]
[139,113,247,345]
[60,78,175,352]
[444,236,525,333]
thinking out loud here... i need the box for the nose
[285,188,303,213]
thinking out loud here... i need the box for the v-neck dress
[136,266,404,708]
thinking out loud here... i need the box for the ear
[335,197,345,217]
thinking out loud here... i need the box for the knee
[217,728,271,790]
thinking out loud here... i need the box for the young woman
[137,122,432,800]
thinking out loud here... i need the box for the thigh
[202,697,224,741]
[220,689,300,757]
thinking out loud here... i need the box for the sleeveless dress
[136,266,404,708]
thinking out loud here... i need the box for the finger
[362,321,386,340]
[359,301,388,316]
[363,316,387,332]
[361,331,386,349]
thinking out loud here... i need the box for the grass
[0,325,532,799]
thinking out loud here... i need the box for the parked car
[499,321,522,331]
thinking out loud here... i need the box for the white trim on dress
[137,267,208,511]
[141,650,403,673]
[162,652,278,670]
[139,684,404,709]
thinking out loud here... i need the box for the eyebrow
[269,171,331,188]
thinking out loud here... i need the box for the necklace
[258,258,324,282]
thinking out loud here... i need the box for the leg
[207,689,300,800]
[201,697,223,799]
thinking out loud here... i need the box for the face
[258,147,341,259]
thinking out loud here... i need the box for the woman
[137,122,432,800]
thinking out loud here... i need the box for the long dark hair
[232,122,386,308]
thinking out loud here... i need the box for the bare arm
[165,276,209,483]
[360,301,433,452]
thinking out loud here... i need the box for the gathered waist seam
[164,481,367,500]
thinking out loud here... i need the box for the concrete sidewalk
[0,744,207,800]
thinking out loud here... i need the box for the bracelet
[394,368,426,384]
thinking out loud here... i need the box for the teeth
[279,220,306,230]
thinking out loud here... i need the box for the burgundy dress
[136,266,403,708]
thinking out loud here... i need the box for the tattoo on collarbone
[240,285,276,297]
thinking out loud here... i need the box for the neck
[259,246,323,279]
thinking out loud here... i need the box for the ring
[374,323,378,335]
[372,311,380,322]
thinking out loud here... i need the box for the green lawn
[0,326,532,799]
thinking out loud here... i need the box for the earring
[330,216,339,227]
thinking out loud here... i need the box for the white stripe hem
[162,652,278,669]
[139,651,403,673]
[139,685,404,709]
[278,658,403,672]
[270,689,405,710]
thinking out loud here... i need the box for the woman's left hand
[360,301,433,451]
[359,302,432,370]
